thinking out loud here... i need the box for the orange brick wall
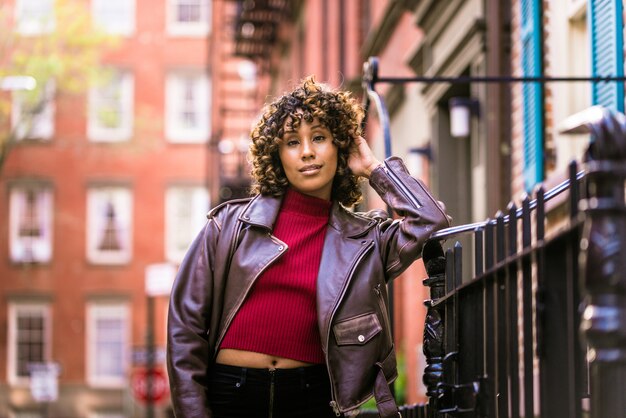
[0,0,211,415]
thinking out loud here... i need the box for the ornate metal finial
[362,56,379,92]
[570,106,626,417]
[560,105,626,158]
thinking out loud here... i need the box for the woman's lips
[299,164,322,174]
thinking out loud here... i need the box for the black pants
[207,363,341,418]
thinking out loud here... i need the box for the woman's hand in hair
[348,136,382,179]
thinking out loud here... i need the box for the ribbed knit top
[219,188,332,364]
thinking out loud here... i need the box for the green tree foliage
[0,0,117,170]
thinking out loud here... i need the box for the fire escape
[212,0,294,204]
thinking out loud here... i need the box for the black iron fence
[417,107,626,418]
[360,57,626,417]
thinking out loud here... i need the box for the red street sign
[131,368,169,404]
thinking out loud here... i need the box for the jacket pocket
[333,312,382,346]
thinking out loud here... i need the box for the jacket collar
[237,193,282,230]
[239,193,377,238]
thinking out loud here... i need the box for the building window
[87,186,132,265]
[165,186,209,263]
[86,303,130,388]
[88,71,134,142]
[589,0,625,112]
[92,0,135,35]
[9,184,53,264]
[520,0,545,192]
[11,81,55,141]
[166,0,211,36]
[15,0,55,35]
[165,72,210,143]
[7,303,51,386]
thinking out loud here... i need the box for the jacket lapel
[238,193,282,229]
[219,194,285,338]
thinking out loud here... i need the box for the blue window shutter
[520,0,544,192]
[589,0,625,113]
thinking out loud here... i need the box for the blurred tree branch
[0,0,118,171]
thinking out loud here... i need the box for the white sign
[145,263,177,296]
[132,346,167,365]
[1,75,36,91]
[29,362,60,402]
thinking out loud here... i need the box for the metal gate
[361,57,626,418]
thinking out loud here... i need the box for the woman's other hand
[348,136,382,179]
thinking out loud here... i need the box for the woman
[167,77,450,418]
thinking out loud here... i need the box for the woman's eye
[313,135,326,142]
[286,139,299,146]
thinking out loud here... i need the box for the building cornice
[407,18,486,108]
[360,0,405,59]
[408,16,486,80]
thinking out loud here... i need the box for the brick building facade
[1,1,214,417]
[4,0,621,415]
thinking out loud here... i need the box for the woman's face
[278,117,338,201]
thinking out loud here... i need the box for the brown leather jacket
[167,157,450,418]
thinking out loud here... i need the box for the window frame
[7,303,52,387]
[87,71,134,143]
[166,0,211,37]
[91,0,136,36]
[85,302,130,388]
[165,185,209,263]
[8,183,54,264]
[14,0,55,35]
[86,186,133,265]
[11,81,56,141]
[165,71,211,143]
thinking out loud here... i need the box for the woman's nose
[301,139,314,158]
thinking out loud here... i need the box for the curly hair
[249,76,365,207]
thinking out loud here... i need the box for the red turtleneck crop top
[219,188,331,364]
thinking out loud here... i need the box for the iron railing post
[565,107,626,418]
[422,240,446,417]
